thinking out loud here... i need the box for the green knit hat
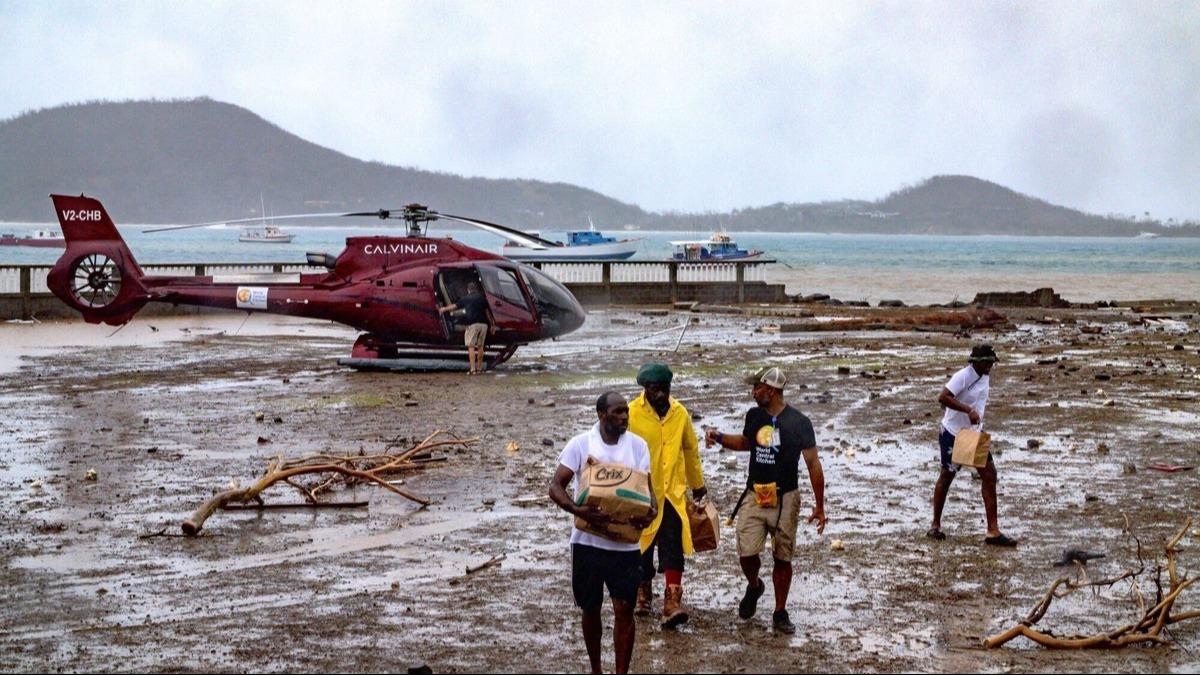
[636,362,674,386]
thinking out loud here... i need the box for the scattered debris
[1053,548,1105,567]
[181,430,477,535]
[466,553,507,575]
[220,501,369,510]
[1146,464,1195,473]
[985,518,1197,649]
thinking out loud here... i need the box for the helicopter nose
[521,264,587,339]
[553,293,586,338]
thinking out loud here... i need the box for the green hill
[0,98,647,227]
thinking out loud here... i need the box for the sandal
[984,533,1018,547]
[925,528,946,541]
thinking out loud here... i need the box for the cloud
[1,0,1197,219]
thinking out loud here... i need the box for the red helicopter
[46,194,587,371]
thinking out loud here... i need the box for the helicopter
[46,194,587,371]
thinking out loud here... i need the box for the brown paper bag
[951,428,991,468]
[686,499,720,553]
[573,457,654,544]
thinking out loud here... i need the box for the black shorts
[572,544,642,609]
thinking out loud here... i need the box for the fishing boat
[670,232,763,261]
[499,221,641,260]
[0,229,66,247]
[238,224,294,244]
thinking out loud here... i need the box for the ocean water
[2,223,1197,304]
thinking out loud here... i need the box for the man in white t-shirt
[549,392,656,675]
[927,344,1017,547]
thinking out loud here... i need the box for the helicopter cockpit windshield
[519,266,585,337]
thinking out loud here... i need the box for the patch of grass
[343,393,395,408]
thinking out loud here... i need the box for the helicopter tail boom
[46,194,149,326]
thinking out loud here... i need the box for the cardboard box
[951,429,991,468]
[574,457,653,544]
[686,499,720,552]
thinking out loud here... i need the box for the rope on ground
[535,321,690,358]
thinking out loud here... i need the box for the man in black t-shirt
[704,366,826,635]
[438,281,493,375]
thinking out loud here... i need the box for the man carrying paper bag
[927,345,1017,547]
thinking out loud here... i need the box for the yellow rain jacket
[629,392,706,555]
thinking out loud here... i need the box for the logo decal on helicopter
[363,243,439,256]
[236,286,269,310]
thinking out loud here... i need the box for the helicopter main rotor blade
[435,213,560,250]
[142,211,402,234]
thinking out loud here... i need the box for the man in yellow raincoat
[628,362,708,628]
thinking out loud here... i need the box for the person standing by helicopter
[437,281,494,375]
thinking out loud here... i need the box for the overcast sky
[2,1,1198,220]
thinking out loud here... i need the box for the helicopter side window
[478,266,529,310]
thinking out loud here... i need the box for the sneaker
[772,609,796,634]
[737,578,765,620]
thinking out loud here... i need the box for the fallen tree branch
[466,553,507,575]
[984,517,1194,650]
[181,430,476,535]
[220,500,369,510]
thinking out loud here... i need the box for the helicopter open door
[434,267,480,341]
[475,264,537,339]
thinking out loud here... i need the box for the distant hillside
[0,98,648,227]
[656,176,1200,236]
[1,98,1195,237]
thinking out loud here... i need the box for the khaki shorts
[736,489,802,561]
[464,323,488,348]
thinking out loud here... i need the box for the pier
[0,259,786,320]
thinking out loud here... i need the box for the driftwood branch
[181,430,477,535]
[984,517,1195,649]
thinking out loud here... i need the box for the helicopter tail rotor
[47,194,150,326]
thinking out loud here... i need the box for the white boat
[499,223,641,260]
[238,225,294,243]
[1136,231,1160,239]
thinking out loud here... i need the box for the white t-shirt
[558,423,651,552]
[940,364,990,436]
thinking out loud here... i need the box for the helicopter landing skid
[338,335,518,372]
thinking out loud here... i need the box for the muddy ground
[1,303,1198,673]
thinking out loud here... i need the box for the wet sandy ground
[1,306,1198,673]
